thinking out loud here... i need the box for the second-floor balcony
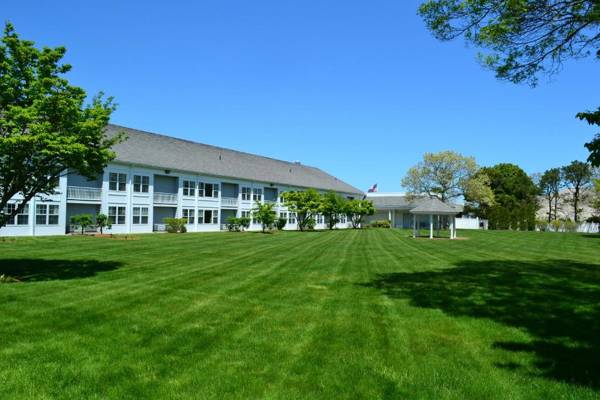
[221,197,239,208]
[153,192,178,205]
[67,186,102,202]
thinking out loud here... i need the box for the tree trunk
[547,197,552,222]
[574,186,580,222]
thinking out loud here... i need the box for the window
[182,208,195,224]
[316,214,324,224]
[109,173,127,191]
[241,211,250,219]
[133,175,149,193]
[132,207,149,224]
[108,206,126,225]
[279,212,287,220]
[183,180,196,197]
[198,209,218,224]
[288,212,297,224]
[279,193,285,204]
[241,187,251,201]
[253,188,263,202]
[3,203,29,225]
[35,204,59,225]
[198,183,219,198]
[339,214,347,224]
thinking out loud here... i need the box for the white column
[429,214,433,239]
[450,216,455,240]
[453,216,457,239]
[412,214,416,238]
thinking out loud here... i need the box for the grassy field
[1,229,599,399]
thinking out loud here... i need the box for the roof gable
[106,124,363,195]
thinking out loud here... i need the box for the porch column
[413,214,416,238]
[449,216,455,240]
[429,214,433,239]
[453,216,457,239]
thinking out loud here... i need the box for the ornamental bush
[370,220,391,228]
[164,218,187,233]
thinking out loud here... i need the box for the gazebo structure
[409,197,460,239]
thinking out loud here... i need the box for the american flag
[367,183,378,193]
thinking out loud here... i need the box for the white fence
[455,217,488,230]
[578,222,599,233]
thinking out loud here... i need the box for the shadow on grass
[361,259,600,388]
[0,258,122,282]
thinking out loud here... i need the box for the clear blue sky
[3,1,598,192]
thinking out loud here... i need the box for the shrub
[586,215,600,223]
[305,218,316,231]
[70,213,94,235]
[164,218,187,233]
[550,220,562,232]
[96,213,111,234]
[226,217,242,232]
[563,220,578,233]
[275,217,287,231]
[238,217,251,231]
[370,220,391,228]
[536,219,549,232]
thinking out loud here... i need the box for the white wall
[1,162,358,236]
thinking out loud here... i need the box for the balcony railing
[221,197,239,207]
[153,192,178,205]
[67,186,102,201]
[153,223,167,232]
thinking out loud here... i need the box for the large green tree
[562,160,592,222]
[0,23,123,228]
[402,151,493,205]
[281,189,322,231]
[319,191,347,230]
[419,0,600,162]
[538,167,562,222]
[578,108,600,167]
[344,199,375,229]
[252,202,277,233]
[478,163,539,230]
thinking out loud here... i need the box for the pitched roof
[367,194,420,209]
[366,194,463,214]
[105,124,363,195]
[409,197,460,215]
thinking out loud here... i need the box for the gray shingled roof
[105,124,363,195]
[409,197,460,215]
[367,194,463,214]
[368,195,420,209]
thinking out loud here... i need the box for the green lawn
[1,229,599,399]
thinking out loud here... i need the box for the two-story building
[0,124,363,236]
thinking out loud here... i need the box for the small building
[365,193,463,228]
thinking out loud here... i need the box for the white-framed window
[198,183,219,198]
[108,206,126,225]
[3,203,29,225]
[198,209,218,224]
[253,188,263,202]
[132,207,149,224]
[133,175,149,193]
[316,214,324,224]
[288,212,297,224]
[182,208,195,224]
[241,187,251,201]
[35,204,59,225]
[339,214,347,224]
[241,210,250,219]
[279,212,287,220]
[279,192,285,203]
[109,172,127,191]
[183,180,196,197]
